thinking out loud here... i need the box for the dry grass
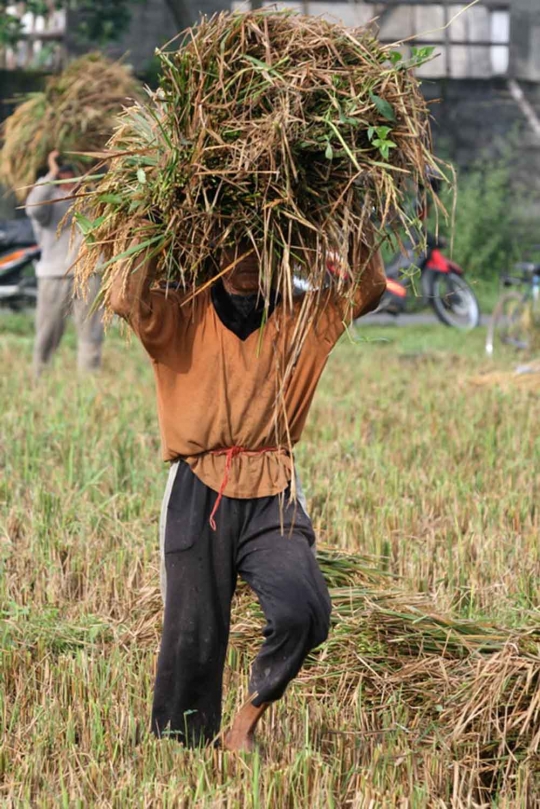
[0,53,142,199]
[73,11,441,322]
[1,316,540,806]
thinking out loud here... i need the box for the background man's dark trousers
[152,460,331,745]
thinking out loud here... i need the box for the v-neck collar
[211,279,281,341]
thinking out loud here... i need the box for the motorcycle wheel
[485,291,529,356]
[428,271,480,329]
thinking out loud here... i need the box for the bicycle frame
[486,262,540,355]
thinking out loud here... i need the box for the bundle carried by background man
[0,54,142,375]
[1,52,141,198]
[72,11,442,750]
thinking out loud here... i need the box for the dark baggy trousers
[151,461,332,746]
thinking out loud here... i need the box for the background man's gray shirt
[25,172,81,278]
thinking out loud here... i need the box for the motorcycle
[0,218,40,310]
[378,234,480,329]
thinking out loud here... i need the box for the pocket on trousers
[282,487,316,548]
[164,504,196,552]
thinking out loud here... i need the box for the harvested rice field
[1,314,540,807]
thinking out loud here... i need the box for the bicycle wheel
[429,272,480,329]
[485,291,529,356]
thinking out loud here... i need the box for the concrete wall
[66,1,177,75]
[424,78,540,224]
[511,0,540,82]
[425,78,538,162]
[67,0,230,75]
[63,1,540,80]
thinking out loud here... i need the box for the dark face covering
[228,291,258,318]
[211,279,280,341]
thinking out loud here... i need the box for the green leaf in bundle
[373,126,392,140]
[99,235,164,270]
[98,193,123,205]
[388,51,403,65]
[325,142,334,160]
[222,129,242,142]
[73,211,95,236]
[373,138,397,160]
[411,46,436,67]
[339,113,360,128]
[369,92,396,121]
[74,212,107,242]
[243,54,281,78]
[325,121,361,171]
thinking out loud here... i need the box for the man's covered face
[221,245,260,296]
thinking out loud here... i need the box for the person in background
[25,149,103,377]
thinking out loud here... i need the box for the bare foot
[223,728,256,753]
[223,700,269,753]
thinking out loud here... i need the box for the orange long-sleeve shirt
[110,255,386,498]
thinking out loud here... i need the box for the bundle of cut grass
[227,549,540,793]
[116,546,540,794]
[470,365,540,392]
[0,53,142,199]
[73,11,442,322]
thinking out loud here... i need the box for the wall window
[239,1,511,79]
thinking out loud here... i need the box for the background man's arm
[25,149,61,228]
[25,174,57,228]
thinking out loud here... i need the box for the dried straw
[73,11,443,318]
[0,53,142,199]
[110,546,540,797]
[232,549,540,794]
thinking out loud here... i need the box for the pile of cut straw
[0,53,142,199]
[73,11,442,319]
[232,549,540,794]
[116,546,540,797]
[470,361,540,391]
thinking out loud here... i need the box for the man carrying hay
[26,150,104,376]
[71,8,437,751]
[110,234,386,750]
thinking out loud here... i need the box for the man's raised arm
[108,236,158,322]
[108,226,179,348]
[319,244,386,344]
[25,150,62,227]
[351,249,386,319]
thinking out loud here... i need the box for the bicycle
[486,260,540,356]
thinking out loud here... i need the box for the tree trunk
[164,0,195,28]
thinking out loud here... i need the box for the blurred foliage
[0,0,143,48]
[435,149,536,281]
[0,4,24,48]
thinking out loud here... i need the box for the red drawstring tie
[208,446,278,531]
